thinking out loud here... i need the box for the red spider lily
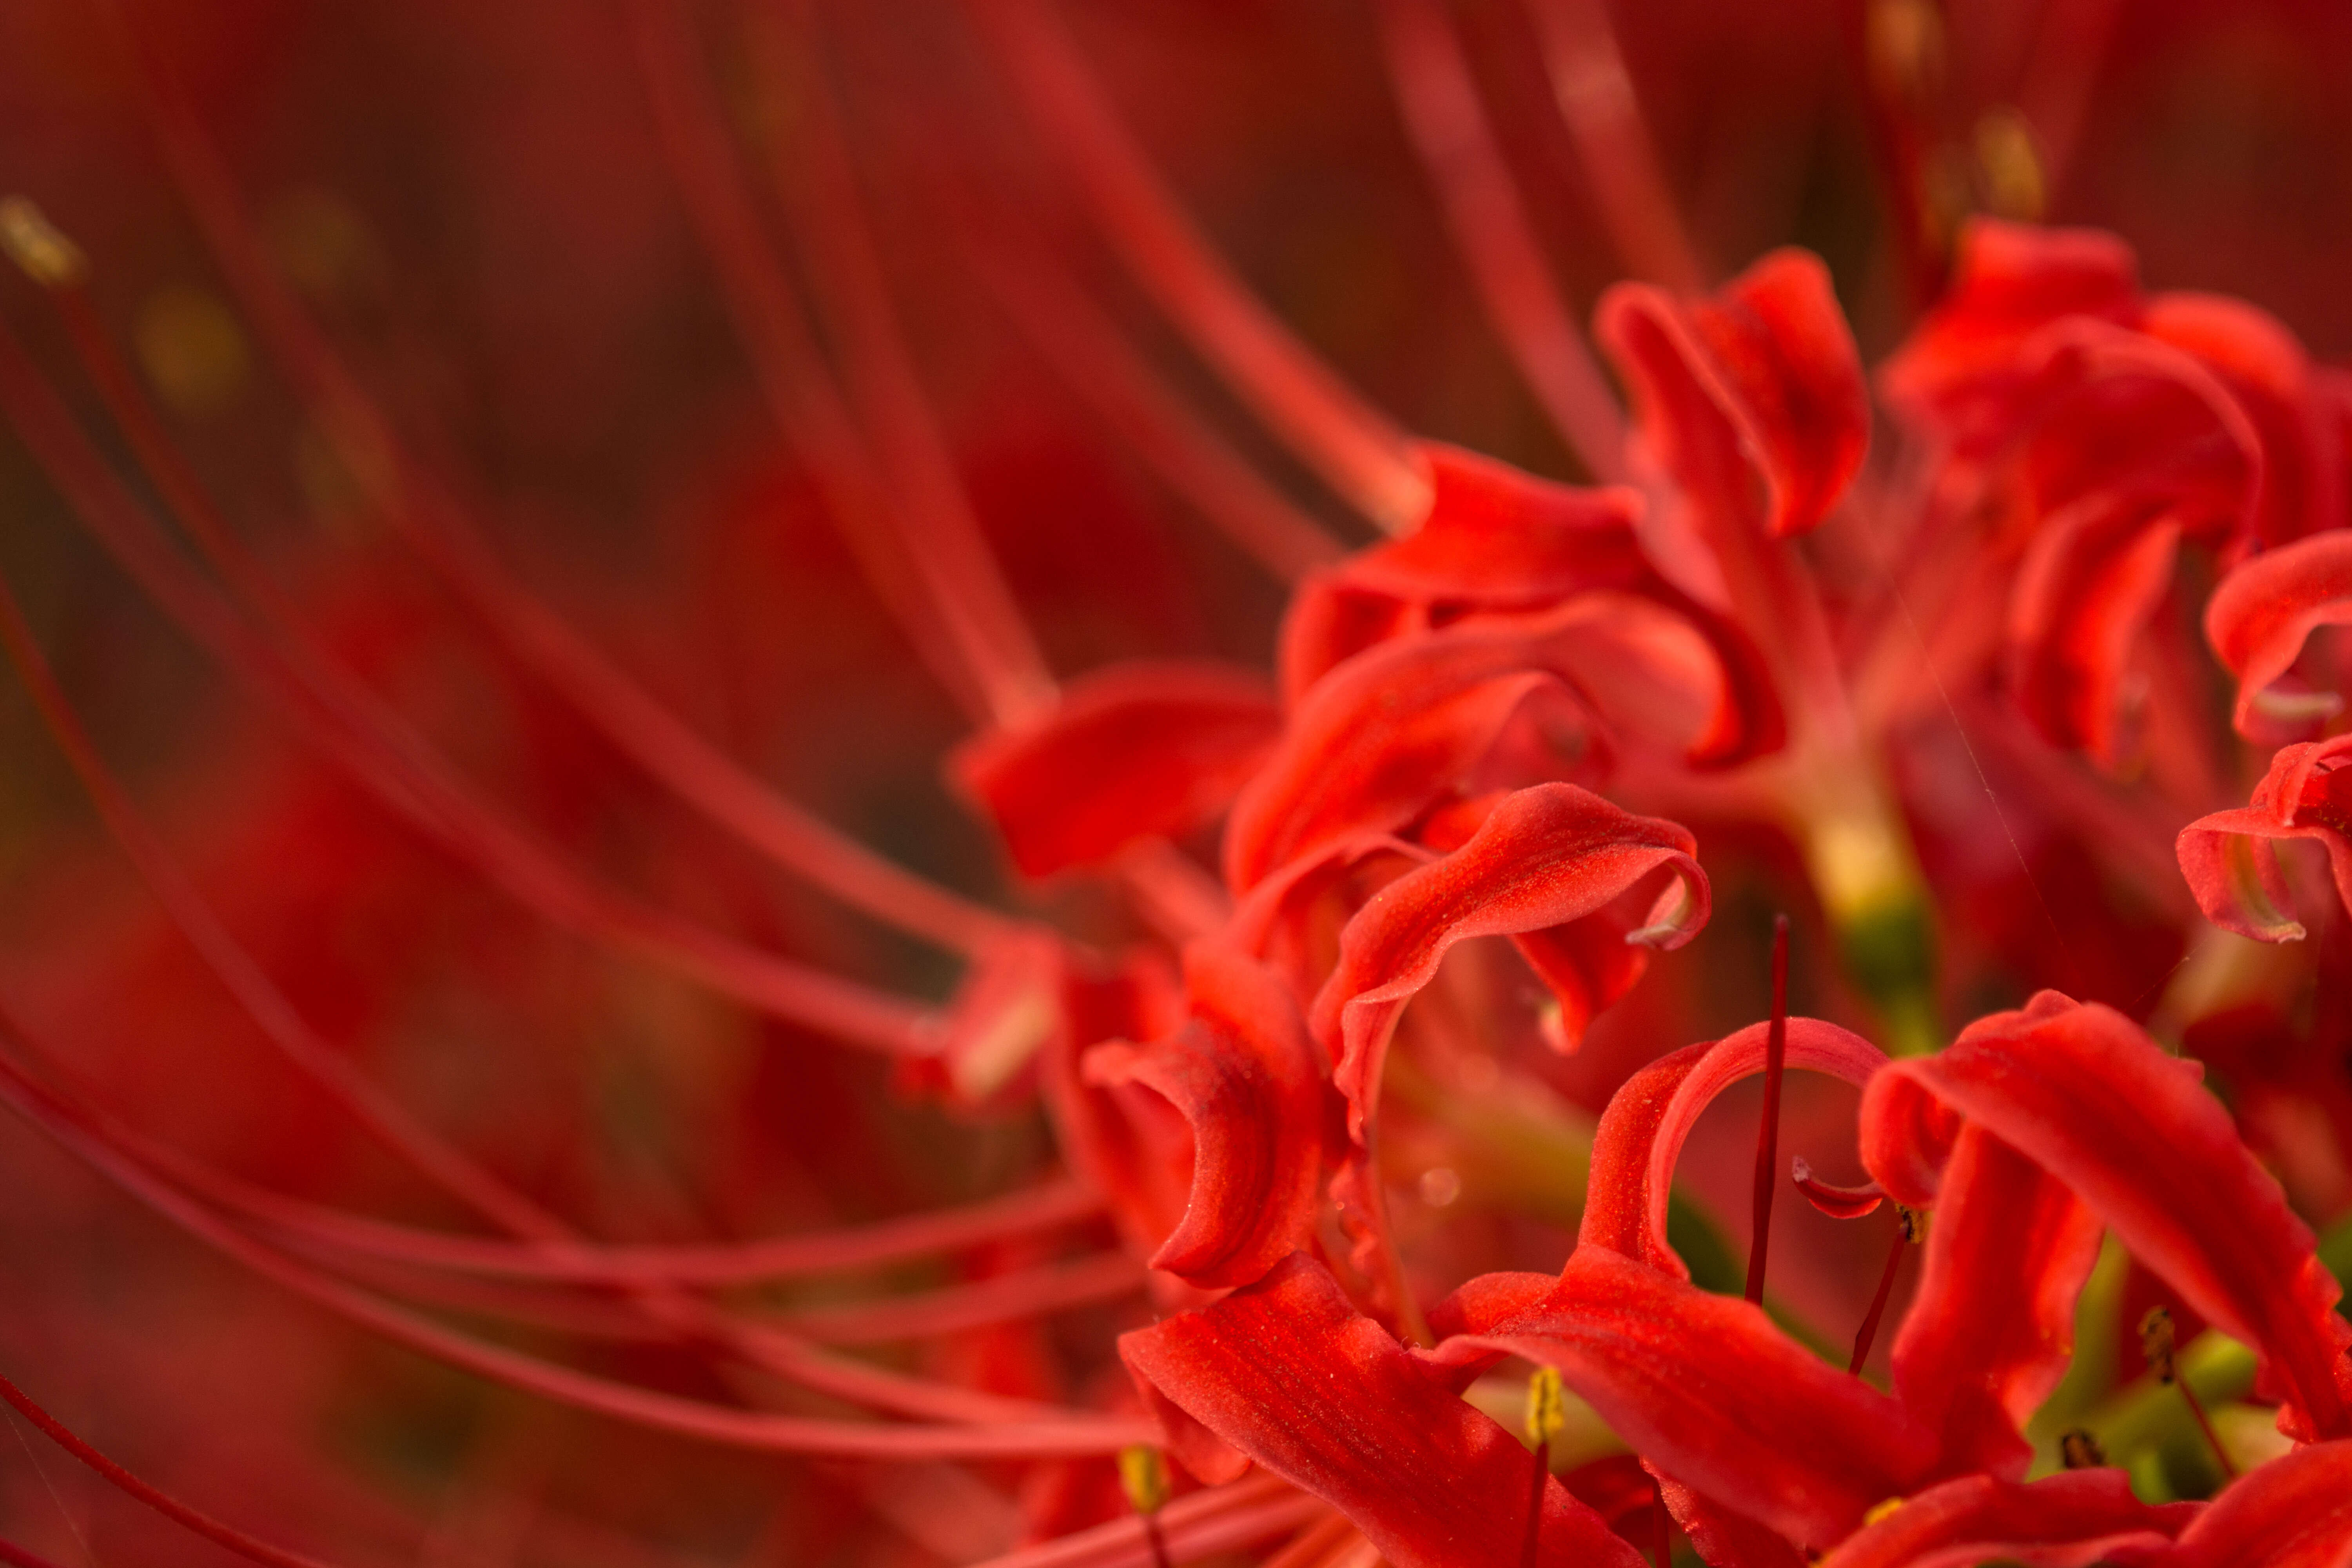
[5,1,2352,1565]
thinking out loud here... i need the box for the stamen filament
[969,0,1432,532]
[2140,1307,2236,1479]
[1745,913,1791,1303]
[1849,1205,1916,1373]
[1522,1368,1564,1568]
[1375,0,1629,482]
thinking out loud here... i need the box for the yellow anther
[1973,107,2047,222]
[1863,1495,1905,1528]
[1117,1444,1171,1516]
[2139,1306,2178,1385]
[1524,1365,1565,1447]
[0,197,86,288]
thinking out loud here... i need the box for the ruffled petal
[1813,1471,2194,1568]
[1080,945,1332,1289]
[950,660,1279,877]
[2204,530,2352,736]
[1119,1253,1648,1568]
[1278,444,1784,765]
[2178,734,2352,943]
[1861,993,2352,1442]
[2152,1438,2352,1568]
[1309,783,1708,1140]
[1224,612,1607,892]
[1889,1125,2103,1481]
[1425,1246,1935,1550]
[1596,248,1870,540]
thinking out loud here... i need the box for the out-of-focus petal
[1425,1246,1934,1550]
[1651,1471,1809,1568]
[1597,248,1870,540]
[1879,221,2141,435]
[1080,945,1331,1289]
[1814,1471,2194,1568]
[950,660,1279,878]
[2147,1438,2352,1568]
[1309,783,1707,1140]
[1119,1253,1647,1568]
[2205,530,2352,736]
[1861,993,2352,1442]
[1889,1125,2103,1481]
[2004,493,2182,766]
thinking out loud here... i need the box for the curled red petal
[1889,1125,2103,1481]
[1792,1157,1886,1220]
[1862,992,2352,1442]
[1577,1042,1709,1273]
[1596,248,1870,541]
[1119,1253,1647,1568]
[1814,1471,2194,1568]
[2205,530,2352,736]
[1426,1246,1934,1550]
[1224,613,1607,892]
[1277,443,1784,765]
[2178,733,2352,943]
[1310,782,1708,1142]
[2151,1437,2352,1568]
[950,659,1279,878]
[1080,945,1331,1289]
[1637,1016,1886,1273]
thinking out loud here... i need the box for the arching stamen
[1118,1445,1176,1568]
[1849,1205,1918,1374]
[1745,914,1791,1304]
[2140,1307,2235,1478]
[1791,1155,1885,1219]
[1521,1367,1564,1568]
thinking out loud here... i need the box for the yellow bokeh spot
[134,285,250,417]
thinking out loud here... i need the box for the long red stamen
[1745,913,1791,1304]
[1375,0,1629,482]
[967,0,1432,532]
[750,0,1058,728]
[0,1539,68,1568]
[1849,1206,1915,1374]
[1519,0,1708,291]
[0,1033,1151,1456]
[0,1369,333,1568]
[0,320,935,1054]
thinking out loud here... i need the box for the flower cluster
[2,3,2352,1567]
